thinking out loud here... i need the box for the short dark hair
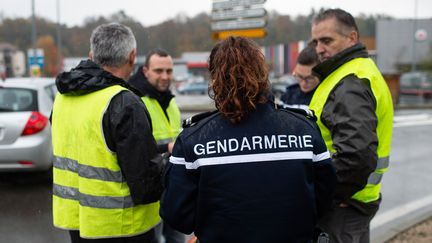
[313,8,359,37]
[144,48,170,68]
[297,44,319,66]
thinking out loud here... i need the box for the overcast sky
[0,0,431,27]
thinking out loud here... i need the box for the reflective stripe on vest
[309,57,393,203]
[142,96,180,143]
[51,85,160,238]
[53,184,134,209]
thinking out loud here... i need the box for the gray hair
[90,23,137,67]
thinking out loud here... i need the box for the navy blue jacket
[160,102,336,243]
[280,83,315,109]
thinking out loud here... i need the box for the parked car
[0,77,56,172]
[177,81,209,95]
[399,72,432,98]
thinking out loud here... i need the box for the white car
[0,77,56,172]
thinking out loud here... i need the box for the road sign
[27,48,44,68]
[212,28,266,40]
[212,8,266,21]
[211,18,266,31]
[211,0,267,40]
[213,0,266,10]
[415,29,428,42]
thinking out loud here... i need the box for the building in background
[0,43,26,78]
[377,19,432,74]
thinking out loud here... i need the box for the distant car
[177,81,209,95]
[400,72,432,98]
[0,77,57,172]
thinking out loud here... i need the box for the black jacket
[312,44,380,214]
[55,60,163,204]
[160,102,336,243]
[129,66,175,153]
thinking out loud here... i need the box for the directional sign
[211,18,266,31]
[212,28,266,40]
[212,8,266,21]
[211,0,267,40]
[27,48,44,68]
[213,0,266,10]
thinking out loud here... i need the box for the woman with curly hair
[160,36,336,243]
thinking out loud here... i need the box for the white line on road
[393,114,430,122]
[371,194,432,229]
[394,120,432,127]
[393,113,432,127]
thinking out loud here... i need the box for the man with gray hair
[51,23,163,243]
[310,9,393,243]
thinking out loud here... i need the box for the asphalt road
[371,108,432,242]
[0,171,68,243]
[0,106,431,243]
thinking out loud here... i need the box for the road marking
[371,194,432,229]
[393,113,432,127]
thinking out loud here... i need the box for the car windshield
[0,87,38,112]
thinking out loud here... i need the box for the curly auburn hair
[209,36,270,124]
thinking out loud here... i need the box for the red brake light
[21,111,48,136]
[19,160,34,166]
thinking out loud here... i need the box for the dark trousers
[317,205,377,243]
[162,223,185,243]
[155,222,185,243]
[69,229,157,243]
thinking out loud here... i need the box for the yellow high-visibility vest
[309,57,393,203]
[142,96,181,145]
[52,85,160,238]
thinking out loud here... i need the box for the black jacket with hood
[312,43,380,214]
[55,59,163,204]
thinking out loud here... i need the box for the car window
[400,72,432,89]
[0,88,38,112]
[44,83,58,101]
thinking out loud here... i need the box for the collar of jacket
[128,66,174,110]
[55,59,130,96]
[312,43,369,81]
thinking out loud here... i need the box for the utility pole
[56,0,62,72]
[31,0,37,74]
[411,0,418,72]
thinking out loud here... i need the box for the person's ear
[142,66,149,78]
[128,49,136,66]
[88,52,93,60]
[349,31,359,45]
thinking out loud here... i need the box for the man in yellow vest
[51,23,164,243]
[129,49,183,243]
[309,9,393,243]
